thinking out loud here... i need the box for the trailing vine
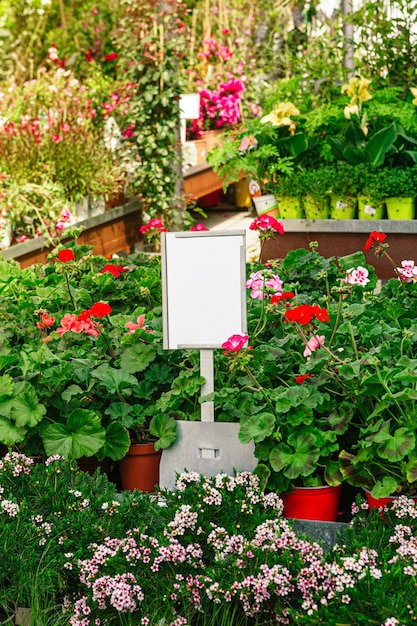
[118,0,190,228]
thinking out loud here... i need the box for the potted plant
[325,163,359,219]
[216,223,417,518]
[374,166,417,219]
[293,167,332,220]
[354,165,386,220]
[0,240,203,471]
[207,102,322,217]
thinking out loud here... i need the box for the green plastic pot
[303,195,330,220]
[330,195,357,220]
[358,195,385,220]
[385,197,415,220]
[277,196,304,219]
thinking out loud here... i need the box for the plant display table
[262,219,417,280]
[1,198,142,268]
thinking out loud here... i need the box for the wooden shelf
[183,163,224,199]
[261,219,417,281]
[1,198,143,268]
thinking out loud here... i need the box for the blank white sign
[162,231,247,349]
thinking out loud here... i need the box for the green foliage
[0,239,205,460]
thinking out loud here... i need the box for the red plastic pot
[363,488,417,511]
[281,485,342,522]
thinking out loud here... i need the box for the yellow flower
[358,77,372,103]
[411,87,417,106]
[344,104,359,119]
[261,102,300,127]
[341,76,372,108]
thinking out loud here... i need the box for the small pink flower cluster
[0,451,34,476]
[246,269,283,300]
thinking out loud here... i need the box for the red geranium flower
[100,264,127,279]
[364,231,387,251]
[77,309,91,321]
[104,52,118,62]
[139,218,167,234]
[89,302,112,318]
[284,304,329,325]
[57,249,75,263]
[270,291,295,305]
[295,374,312,385]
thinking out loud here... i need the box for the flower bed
[0,453,416,625]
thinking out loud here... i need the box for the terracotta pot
[281,485,342,522]
[118,443,162,492]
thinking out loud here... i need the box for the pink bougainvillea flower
[100,264,127,279]
[221,334,248,353]
[57,249,75,263]
[125,314,147,334]
[364,231,386,251]
[346,266,370,286]
[303,335,325,357]
[52,134,63,143]
[89,302,112,318]
[397,260,417,283]
[190,223,209,231]
[249,215,285,235]
[295,373,312,385]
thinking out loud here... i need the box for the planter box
[1,198,142,268]
[262,219,417,281]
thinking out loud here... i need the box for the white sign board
[162,231,247,349]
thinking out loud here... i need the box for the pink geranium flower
[125,314,147,334]
[303,335,325,357]
[190,223,209,231]
[346,266,370,286]
[57,313,100,338]
[249,215,284,235]
[397,260,417,282]
[221,334,248,353]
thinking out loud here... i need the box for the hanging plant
[117,0,189,229]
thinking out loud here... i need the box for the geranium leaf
[42,409,105,459]
[11,384,46,428]
[120,344,156,373]
[149,414,177,450]
[98,421,130,461]
[92,364,138,393]
[0,416,27,445]
[61,385,83,402]
[270,433,320,479]
[238,413,275,444]
[378,427,415,462]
